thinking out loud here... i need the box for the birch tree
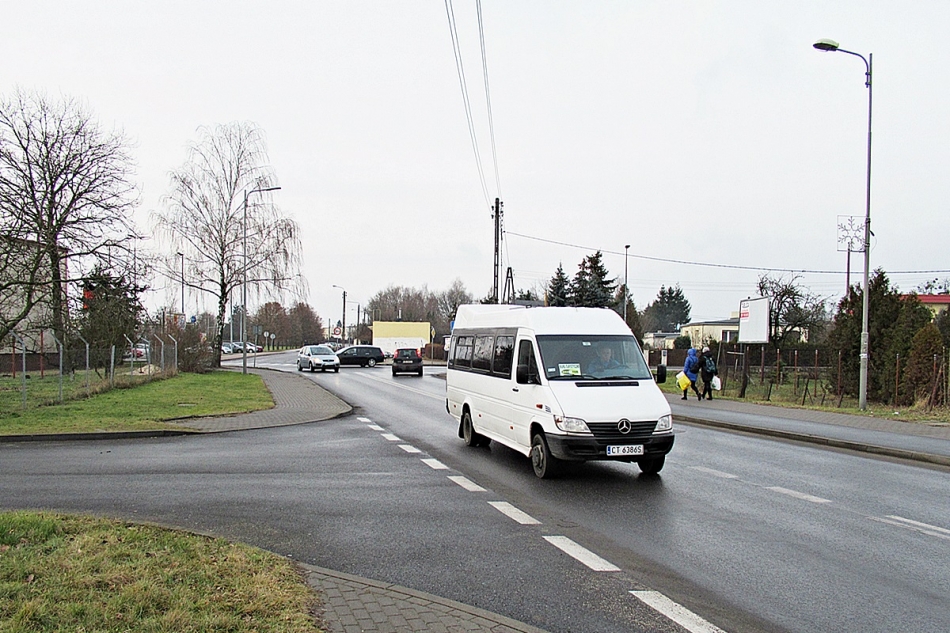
[154,122,302,366]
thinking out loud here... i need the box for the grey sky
[4,2,949,326]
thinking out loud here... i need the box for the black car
[336,345,385,367]
[392,348,423,376]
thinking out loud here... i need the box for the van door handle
[512,387,519,392]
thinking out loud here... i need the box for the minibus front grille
[587,420,657,441]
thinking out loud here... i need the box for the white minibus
[445,304,673,478]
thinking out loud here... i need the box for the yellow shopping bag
[676,371,691,391]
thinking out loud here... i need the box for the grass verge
[0,510,324,632]
[0,371,274,436]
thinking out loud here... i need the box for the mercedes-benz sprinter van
[446,304,673,478]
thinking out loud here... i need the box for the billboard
[738,297,770,344]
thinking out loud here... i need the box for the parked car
[336,345,385,368]
[230,341,244,352]
[221,343,234,354]
[392,348,423,376]
[132,343,149,359]
[297,345,340,372]
[245,343,262,353]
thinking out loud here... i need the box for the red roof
[909,294,950,305]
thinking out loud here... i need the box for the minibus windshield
[536,335,653,381]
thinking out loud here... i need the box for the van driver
[588,345,620,374]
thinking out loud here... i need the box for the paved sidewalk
[667,392,950,467]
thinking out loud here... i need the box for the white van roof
[453,304,631,336]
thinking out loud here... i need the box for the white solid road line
[630,591,728,633]
[488,501,541,525]
[876,515,950,541]
[398,444,422,454]
[447,475,486,492]
[690,466,738,479]
[421,458,449,470]
[766,486,832,504]
[542,535,620,572]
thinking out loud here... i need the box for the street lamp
[813,38,873,410]
[624,244,630,323]
[242,185,282,374]
[332,285,346,344]
[176,252,185,319]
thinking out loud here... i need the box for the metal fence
[0,334,179,411]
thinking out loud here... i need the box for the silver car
[297,344,340,373]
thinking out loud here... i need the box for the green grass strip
[0,371,274,435]
[0,510,323,632]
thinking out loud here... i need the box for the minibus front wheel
[461,410,490,447]
[531,432,561,479]
[638,455,665,475]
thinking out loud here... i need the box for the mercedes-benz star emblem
[617,419,632,434]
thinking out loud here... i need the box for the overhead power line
[444,0,491,208]
[505,230,950,276]
[476,0,502,199]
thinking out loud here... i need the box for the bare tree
[154,122,302,366]
[756,273,827,347]
[0,89,139,342]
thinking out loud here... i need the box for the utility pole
[492,198,503,304]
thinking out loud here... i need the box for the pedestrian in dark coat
[700,346,718,400]
[682,348,702,400]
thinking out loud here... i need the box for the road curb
[675,414,950,468]
[0,429,198,443]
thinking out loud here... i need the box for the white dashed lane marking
[630,591,728,633]
[542,535,620,572]
[398,445,422,454]
[488,501,541,525]
[421,458,449,470]
[690,466,738,479]
[367,424,384,431]
[381,433,401,441]
[448,475,486,492]
[875,515,950,540]
[766,486,832,504]
[357,417,372,422]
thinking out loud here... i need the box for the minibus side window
[472,335,494,372]
[516,340,540,385]
[454,336,473,368]
[492,336,514,378]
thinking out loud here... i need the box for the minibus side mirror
[654,364,667,383]
[516,363,539,385]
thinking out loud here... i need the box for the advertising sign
[738,297,770,344]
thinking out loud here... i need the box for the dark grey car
[392,348,423,376]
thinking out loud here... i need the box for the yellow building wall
[372,321,432,340]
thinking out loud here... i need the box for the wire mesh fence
[0,335,179,412]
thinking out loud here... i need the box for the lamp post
[332,285,347,345]
[813,38,873,410]
[242,185,282,374]
[624,244,630,323]
[176,252,185,319]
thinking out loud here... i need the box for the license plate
[607,445,643,456]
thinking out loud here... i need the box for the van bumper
[545,433,674,462]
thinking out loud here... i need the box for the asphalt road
[3,352,949,633]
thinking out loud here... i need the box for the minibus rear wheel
[461,410,490,447]
[531,432,561,479]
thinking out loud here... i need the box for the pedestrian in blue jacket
[682,348,702,400]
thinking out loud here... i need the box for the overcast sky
[4,2,949,326]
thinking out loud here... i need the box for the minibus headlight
[554,416,591,434]
[655,414,672,433]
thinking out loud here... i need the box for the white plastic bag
[711,375,721,391]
